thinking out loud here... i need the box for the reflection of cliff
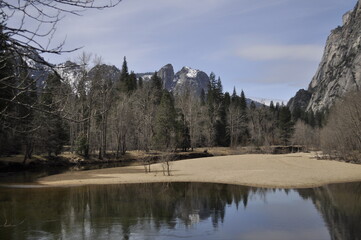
[1,183,259,240]
[297,183,361,240]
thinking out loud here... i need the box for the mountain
[55,61,83,89]
[87,64,121,83]
[138,64,210,95]
[289,0,361,113]
[23,54,262,106]
[172,66,210,95]
[21,49,52,89]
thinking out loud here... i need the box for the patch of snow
[185,66,198,78]
[140,74,153,81]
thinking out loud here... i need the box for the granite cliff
[289,0,361,113]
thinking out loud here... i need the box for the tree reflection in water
[0,182,360,240]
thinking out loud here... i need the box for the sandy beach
[38,153,361,188]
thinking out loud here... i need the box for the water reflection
[297,183,361,240]
[0,182,360,240]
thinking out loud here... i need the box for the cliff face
[287,89,312,113]
[157,64,175,91]
[306,0,361,112]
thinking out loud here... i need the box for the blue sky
[43,0,357,102]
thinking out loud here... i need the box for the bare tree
[1,0,121,111]
[132,84,157,152]
[321,91,361,162]
[111,94,134,158]
[174,84,205,150]
[248,105,275,146]
[161,154,173,176]
[292,120,320,151]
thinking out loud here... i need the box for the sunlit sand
[37,153,361,189]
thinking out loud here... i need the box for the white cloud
[236,44,324,61]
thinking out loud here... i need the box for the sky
[37,0,358,102]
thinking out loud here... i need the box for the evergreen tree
[239,90,249,145]
[150,71,163,105]
[120,56,129,81]
[153,91,177,150]
[151,71,163,90]
[278,106,294,145]
[224,92,231,109]
[117,56,129,92]
[270,101,275,111]
[176,113,191,151]
[125,71,137,92]
[240,90,247,112]
[206,75,228,146]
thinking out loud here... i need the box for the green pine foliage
[153,90,177,150]
[207,74,229,146]
[176,113,191,151]
[278,106,294,145]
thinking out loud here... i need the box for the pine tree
[240,90,247,112]
[120,56,129,81]
[117,56,129,92]
[153,91,177,150]
[239,90,249,145]
[151,71,163,105]
[176,113,191,151]
[151,71,162,90]
[126,71,137,92]
[278,106,294,145]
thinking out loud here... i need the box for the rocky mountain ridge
[23,52,264,106]
[289,0,361,113]
[137,64,210,95]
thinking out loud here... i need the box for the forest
[1,50,321,162]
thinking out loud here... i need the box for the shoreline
[37,152,361,189]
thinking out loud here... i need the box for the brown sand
[37,153,361,188]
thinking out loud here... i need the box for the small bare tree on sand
[142,156,152,173]
[161,154,173,176]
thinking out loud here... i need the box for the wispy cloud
[236,44,324,61]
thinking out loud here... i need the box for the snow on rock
[184,66,199,78]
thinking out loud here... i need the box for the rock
[305,0,361,112]
[55,61,83,88]
[88,64,121,84]
[287,89,312,113]
[172,66,210,96]
[157,64,175,91]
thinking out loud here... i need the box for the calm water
[0,182,360,240]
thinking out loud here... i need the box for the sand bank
[38,153,361,188]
